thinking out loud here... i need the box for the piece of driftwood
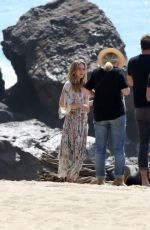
[38,153,142,185]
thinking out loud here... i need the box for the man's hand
[83,104,90,113]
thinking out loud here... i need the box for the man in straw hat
[127,34,150,186]
[85,48,130,186]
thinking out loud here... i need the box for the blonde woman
[58,59,91,182]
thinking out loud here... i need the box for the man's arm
[127,74,134,87]
[146,87,150,102]
[146,75,150,102]
[118,69,130,96]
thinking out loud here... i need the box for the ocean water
[0,0,150,88]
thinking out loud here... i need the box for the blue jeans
[94,115,126,179]
[136,108,150,171]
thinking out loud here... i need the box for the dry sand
[0,180,150,230]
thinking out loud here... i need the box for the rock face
[0,119,62,180]
[0,119,96,180]
[0,119,140,185]
[0,68,5,100]
[1,0,125,119]
[1,0,138,157]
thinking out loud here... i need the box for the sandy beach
[0,181,150,230]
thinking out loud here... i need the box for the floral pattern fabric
[58,81,89,181]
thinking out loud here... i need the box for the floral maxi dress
[58,81,89,181]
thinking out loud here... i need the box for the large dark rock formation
[1,0,138,158]
[1,0,125,118]
[0,119,96,180]
[0,68,5,100]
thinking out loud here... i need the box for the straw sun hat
[97,48,125,68]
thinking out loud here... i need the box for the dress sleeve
[59,81,73,119]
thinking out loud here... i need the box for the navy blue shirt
[127,54,150,108]
[85,67,128,121]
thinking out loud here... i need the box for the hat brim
[98,48,125,68]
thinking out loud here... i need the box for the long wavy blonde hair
[67,59,87,92]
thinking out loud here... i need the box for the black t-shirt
[85,67,128,121]
[127,54,150,108]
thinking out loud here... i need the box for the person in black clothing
[85,48,130,186]
[127,34,150,186]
